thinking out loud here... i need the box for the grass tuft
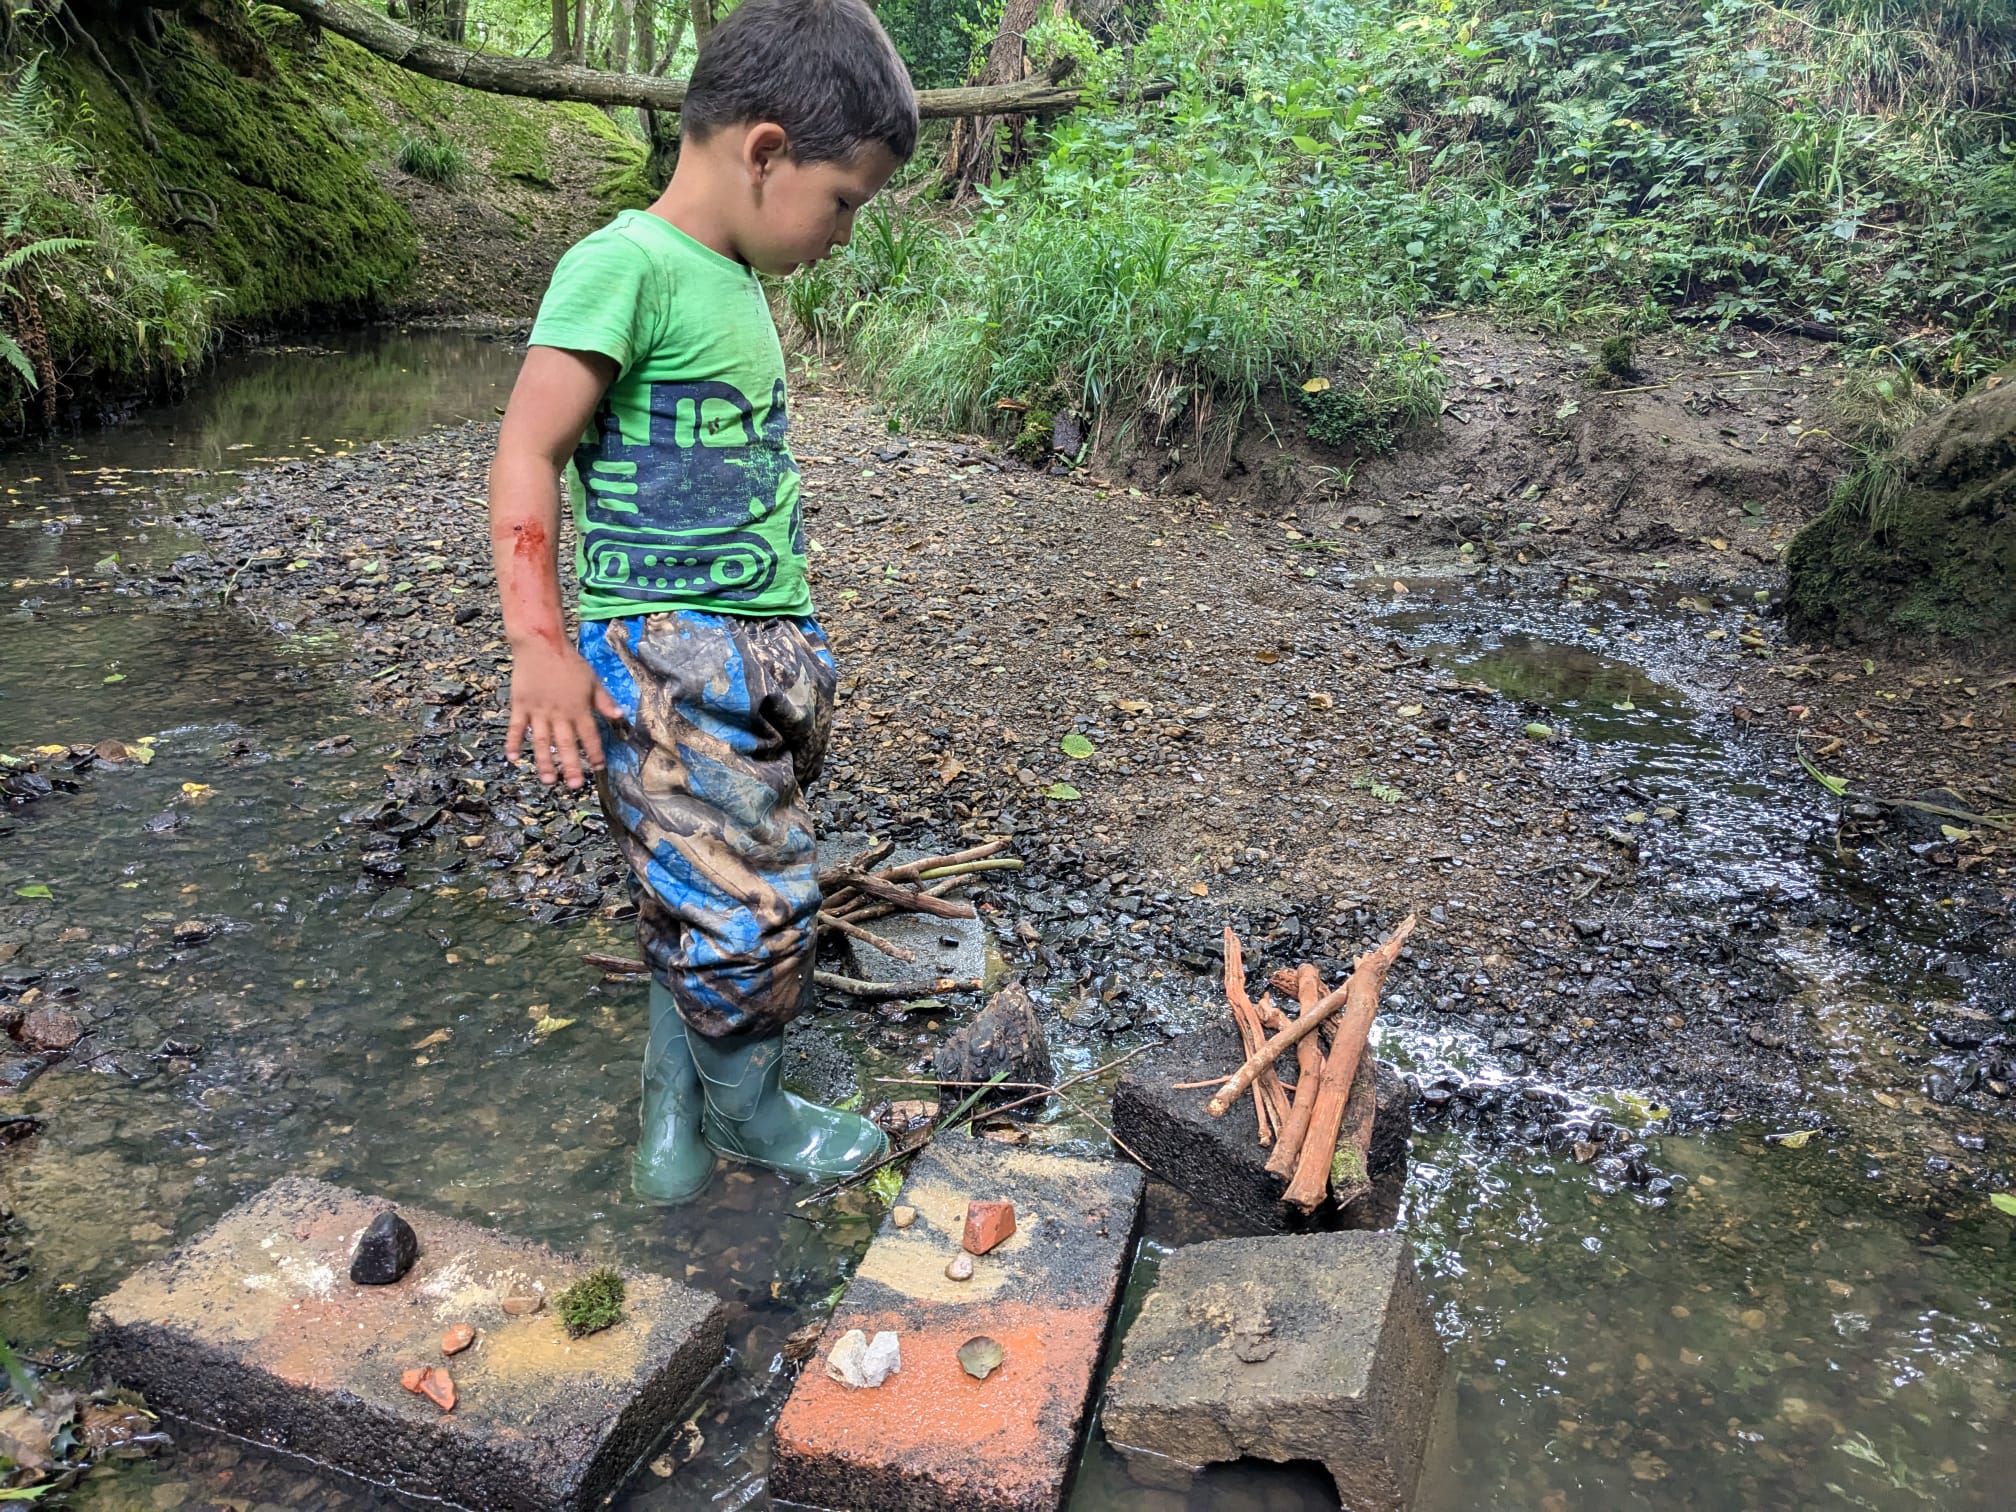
[394,133,469,189]
[555,1266,626,1339]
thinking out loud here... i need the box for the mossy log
[1786,369,2016,658]
[269,0,1171,117]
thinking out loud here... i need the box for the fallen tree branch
[270,0,1170,117]
[1282,917,1416,1212]
[1223,927,1290,1146]
[581,950,648,974]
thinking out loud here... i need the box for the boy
[487,0,915,1204]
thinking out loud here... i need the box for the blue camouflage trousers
[581,610,837,1040]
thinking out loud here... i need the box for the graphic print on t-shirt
[575,376,805,607]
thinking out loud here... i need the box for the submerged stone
[349,1209,419,1285]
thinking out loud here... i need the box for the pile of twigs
[580,840,1022,998]
[1197,916,1416,1214]
[812,838,1021,998]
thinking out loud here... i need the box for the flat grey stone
[1101,1231,1445,1510]
[90,1177,725,1511]
[815,834,999,990]
[1112,1021,1409,1233]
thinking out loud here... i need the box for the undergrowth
[0,54,216,430]
[793,0,2016,468]
[394,132,470,188]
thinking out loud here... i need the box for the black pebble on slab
[350,1210,420,1285]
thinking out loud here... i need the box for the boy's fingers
[558,728,587,790]
[531,717,559,785]
[506,707,527,765]
[578,717,607,773]
[593,684,622,721]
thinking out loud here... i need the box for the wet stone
[90,1177,725,1512]
[771,1142,1144,1512]
[1112,1022,1410,1234]
[935,984,1053,1115]
[1102,1231,1445,1511]
[349,1210,419,1285]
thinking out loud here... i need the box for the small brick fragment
[501,1293,543,1316]
[962,1200,1016,1255]
[441,1324,475,1356]
[400,1365,456,1412]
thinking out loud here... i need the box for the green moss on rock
[555,1266,627,1339]
[1786,369,2016,657]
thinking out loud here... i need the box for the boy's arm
[489,345,623,789]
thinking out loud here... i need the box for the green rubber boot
[631,982,717,1206]
[688,1028,889,1182]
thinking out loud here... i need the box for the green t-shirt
[528,209,810,619]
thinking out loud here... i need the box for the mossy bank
[4,6,653,434]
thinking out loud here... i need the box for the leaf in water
[180,782,215,801]
[1060,733,1095,759]
[1042,782,1082,802]
[33,744,65,756]
[1796,749,1849,798]
[1624,810,1647,825]
[866,1165,904,1205]
[1767,1129,1819,1149]
[1524,722,1554,740]
[411,1028,452,1051]
[1991,1193,2016,1217]
[957,1335,1005,1380]
[1612,699,1636,712]
[15,884,52,900]
[531,1016,575,1038]
[1300,376,1331,393]
[103,673,126,684]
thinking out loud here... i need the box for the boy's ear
[742,122,791,181]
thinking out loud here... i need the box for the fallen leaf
[180,781,214,801]
[957,1335,1006,1380]
[1188,882,1209,897]
[1524,722,1554,740]
[532,1016,575,1038]
[1042,783,1082,801]
[1766,1129,1818,1149]
[1300,376,1331,393]
[14,884,51,900]
[1991,1193,2016,1218]
[1060,733,1095,759]
[935,754,967,785]
[1395,703,1423,718]
[1254,649,1279,664]
[411,1028,452,1051]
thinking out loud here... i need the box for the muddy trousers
[581,610,837,1040]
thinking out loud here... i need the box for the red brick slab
[89,1177,725,1512]
[770,1143,1144,1512]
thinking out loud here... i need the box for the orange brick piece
[773,1144,1144,1512]
[962,1199,1017,1255]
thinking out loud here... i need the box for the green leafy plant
[555,1266,626,1338]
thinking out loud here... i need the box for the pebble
[441,1324,475,1355]
[892,1205,917,1229]
[826,1328,901,1389]
[348,1210,419,1286]
[501,1293,544,1316]
[944,1252,975,1282]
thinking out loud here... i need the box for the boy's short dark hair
[682,0,918,166]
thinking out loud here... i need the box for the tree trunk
[610,0,631,73]
[692,0,716,49]
[267,0,1157,116]
[572,0,589,64]
[945,0,1041,198]
[549,0,570,61]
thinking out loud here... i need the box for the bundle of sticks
[581,839,1021,999]
[812,838,1022,997]
[1201,915,1417,1214]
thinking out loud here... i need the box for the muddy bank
[120,377,2015,1131]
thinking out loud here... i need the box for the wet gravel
[77,381,2011,1134]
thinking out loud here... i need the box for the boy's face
[734,126,902,278]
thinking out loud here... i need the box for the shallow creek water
[2,337,2010,1511]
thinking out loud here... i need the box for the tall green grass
[0,55,216,429]
[793,0,2015,460]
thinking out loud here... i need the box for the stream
[2,333,2011,1511]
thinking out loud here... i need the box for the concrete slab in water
[770,1141,1144,1512]
[1112,1021,1409,1233]
[89,1177,725,1512]
[1101,1230,1445,1510]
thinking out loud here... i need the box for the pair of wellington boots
[632,980,888,1205]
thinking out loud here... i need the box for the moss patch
[555,1266,627,1339]
[1786,370,2016,657]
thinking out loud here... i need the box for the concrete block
[90,1177,725,1512]
[1101,1231,1445,1511]
[1112,1021,1409,1234]
[770,1141,1144,1512]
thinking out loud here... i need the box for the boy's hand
[506,636,622,789]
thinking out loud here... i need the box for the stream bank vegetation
[795,0,2015,482]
